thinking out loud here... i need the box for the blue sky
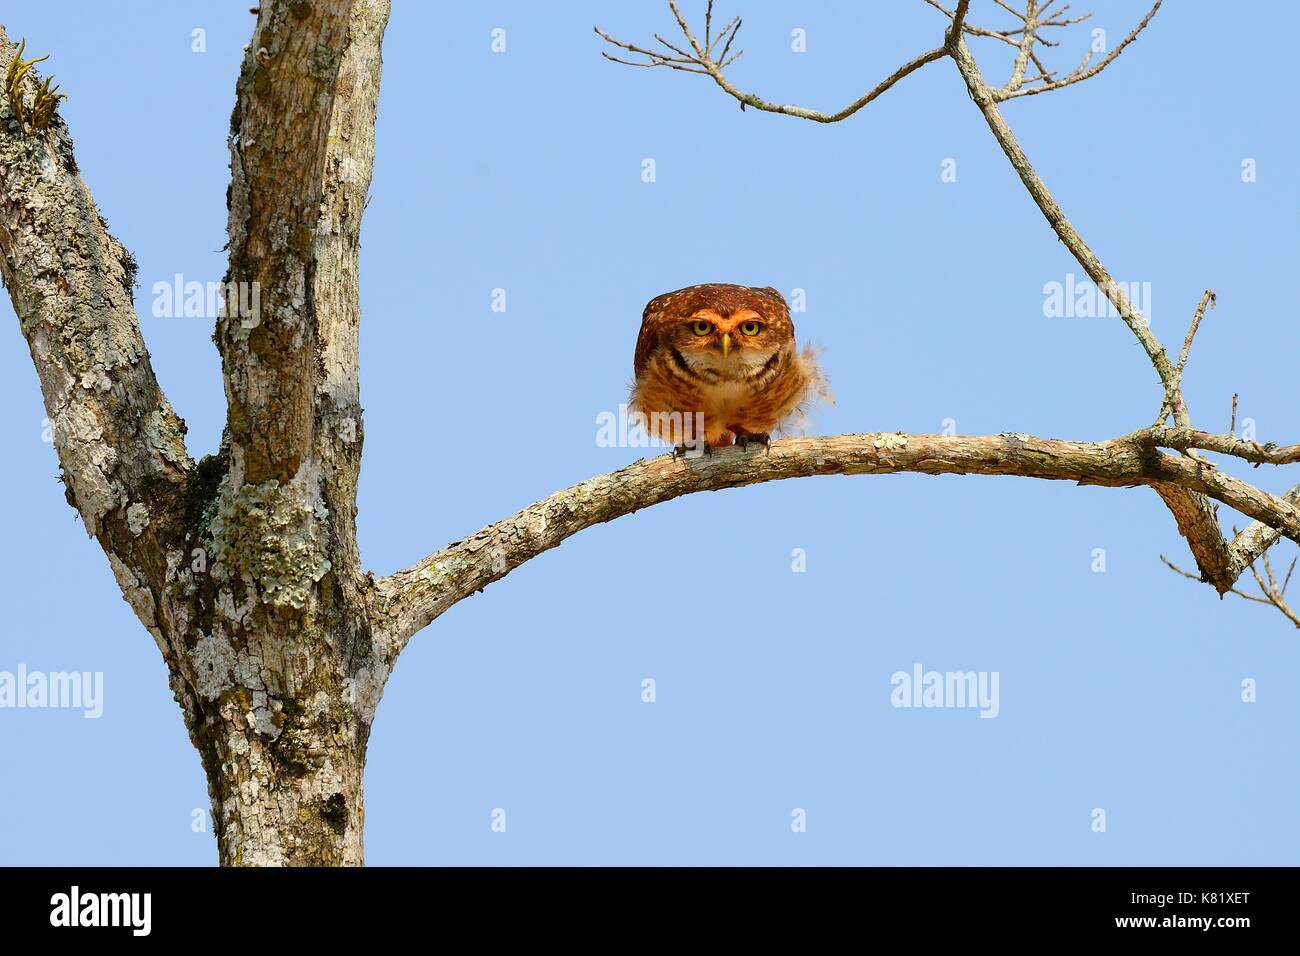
[1,0,1297,865]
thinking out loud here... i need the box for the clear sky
[1,1,1297,865]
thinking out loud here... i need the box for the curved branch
[370,432,1300,653]
[595,3,947,124]
[697,45,948,123]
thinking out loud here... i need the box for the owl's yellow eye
[740,320,761,336]
[691,320,712,336]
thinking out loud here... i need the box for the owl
[630,283,828,454]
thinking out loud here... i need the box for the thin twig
[595,8,946,124]
[946,0,973,47]
[997,0,1162,100]
[1160,555,1273,605]
[1155,289,1215,426]
[1162,552,1300,627]
[924,0,1023,47]
[1002,0,1039,93]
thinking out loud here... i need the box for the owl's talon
[672,443,711,460]
[733,430,771,454]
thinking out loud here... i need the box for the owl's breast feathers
[630,284,829,447]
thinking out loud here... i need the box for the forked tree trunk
[0,6,394,865]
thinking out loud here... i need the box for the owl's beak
[721,332,732,358]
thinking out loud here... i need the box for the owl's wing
[632,302,666,379]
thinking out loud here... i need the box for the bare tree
[0,0,1294,866]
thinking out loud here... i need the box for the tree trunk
[197,682,371,867]
[155,459,392,865]
[150,428,394,866]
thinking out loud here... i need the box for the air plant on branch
[4,38,67,134]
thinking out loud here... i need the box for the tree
[0,0,1294,866]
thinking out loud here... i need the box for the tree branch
[1151,485,1235,593]
[1164,544,1300,628]
[945,0,973,48]
[219,0,355,487]
[1228,484,1300,581]
[1152,427,1300,466]
[1001,0,1039,93]
[1155,289,1214,426]
[370,432,1300,652]
[304,0,390,589]
[944,29,1244,594]
[201,0,389,621]
[1246,547,1300,627]
[947,37,1171,389]
[0,27,193,630]
[924,0,1047,50]
[995,1,1162,100]
[595,3,947,124]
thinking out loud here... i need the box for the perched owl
[630,283,828,454]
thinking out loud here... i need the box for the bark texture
[190,0,393,866]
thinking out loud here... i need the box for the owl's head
[644,283,794,378]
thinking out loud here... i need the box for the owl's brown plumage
[630,283,829,450]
